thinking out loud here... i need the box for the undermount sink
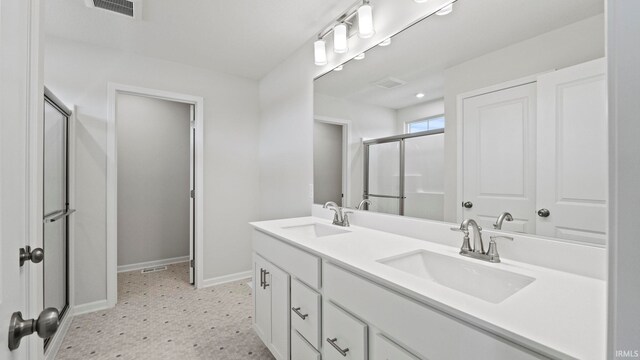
[378,250,535,304]
[282,223,350,238]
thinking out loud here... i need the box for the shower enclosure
[43,88,73,349]
[363,129,445,220]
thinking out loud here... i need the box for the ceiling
[44,0,355,80]
[314,0,604,110]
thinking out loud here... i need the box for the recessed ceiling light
[378,38,392,47]
[416,93,425,98]
[436,3,453,16]
[334,65,344,72]
[354,53,366,60]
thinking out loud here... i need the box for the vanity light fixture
[334,65,344,72]
[333,23,349,53]
[313,0,377,66]
[354,53,366,60]
[357,1,375,38]
[378,38,392,47]
[416,93,425,98]
[314,39,328,66]
[436,2,454,16]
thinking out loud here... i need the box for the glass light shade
[357,4,375,38]
[436,3,453,15]
[354,53,366,60]
[333,65,344,72]
[333,23,348,53]
[378,38,392,47]
[314,39,328,66]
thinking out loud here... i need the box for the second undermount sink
[282,223,350,238]
[378,250,535,304]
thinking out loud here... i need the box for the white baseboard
[44,307,74,360]
[73,299,110,316]
[201,270,252,288]
[117,256,189,273]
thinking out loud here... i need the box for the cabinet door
[253,254,271,345]
[374,333,419,360]
[268,264,291,360]
[324,301,368,360]
[536,58,607,245]
[292,330,321,360]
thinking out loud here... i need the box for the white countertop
[250,216,606,360]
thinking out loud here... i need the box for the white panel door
[268,264,290,360]
[536,58,607,244]
[253,255,271,345]
[189,105,195,284]
[462,83,537,232]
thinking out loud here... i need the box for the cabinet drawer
[323,301,368,360]
[253,230,321,289]
[374,333,420,360]
[291,278,322,350]
[292,330,321,360]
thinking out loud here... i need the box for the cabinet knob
[462,201,473,209]
[537,208,550,218]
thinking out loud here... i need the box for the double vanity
[250,213,605,360]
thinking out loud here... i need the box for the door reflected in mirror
[313,0,607,246]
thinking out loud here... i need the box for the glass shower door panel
[43,100,68,315]
[404,133,445,220]
[368,141,400,196]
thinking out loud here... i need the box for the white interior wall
[116,94,190,267]
[44,36,260,306]
[607,0,640,355]
[442,14,605,222]
[314,93,397,208]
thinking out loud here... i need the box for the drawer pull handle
[327,337,349,356]
[292,307,308,320]
[259,268,265,288]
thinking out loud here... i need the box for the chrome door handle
[292,307,308,320]
[43,209,76,223]
[327,338,349,357]
[537,208,550,218]
[19,246,44,267]
[262,271,270,289]
[8,308,59,350]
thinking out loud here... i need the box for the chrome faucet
[323,202,353,227]
[493,212,513,230]
[356,199,371,210]
[451,218,513,263]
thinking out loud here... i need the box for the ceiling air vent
[374,77,407,89]
[85,0,142,19]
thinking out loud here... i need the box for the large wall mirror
[313,0,607,246]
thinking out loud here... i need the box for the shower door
[43,90,72,349]
[364,140,403,215]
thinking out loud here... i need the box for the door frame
[455,74,540,223]
[314,116,351,207]
[106,83,205,307]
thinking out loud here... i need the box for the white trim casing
[106,83,205,309]
[200,271,253,289]
[314,116,351,207]
[117,256,190,273]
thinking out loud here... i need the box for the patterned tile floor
[55,262,275,360]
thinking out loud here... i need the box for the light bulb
[354,53,366,60]
[436,3,453,16]
[333,23,348,53]
[314,39,328,66]
[357,4,375,38]
[378,38,392,47]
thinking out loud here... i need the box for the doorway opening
[106,84,204,307]
[313,117,350,207]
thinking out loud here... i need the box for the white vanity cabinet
[253,253,290,360]
[252,229,549,360]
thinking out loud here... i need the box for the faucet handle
[486,235,513,263]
